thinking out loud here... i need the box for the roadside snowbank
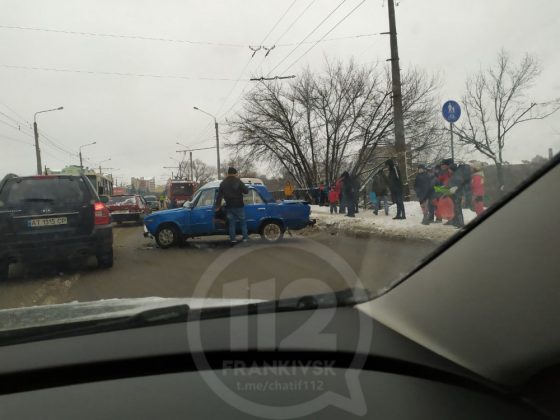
[309,202,477,243]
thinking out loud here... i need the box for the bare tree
[228,59,444,188]
[222,155,258,178]
[454,50,559,191]
[191,159,215,185]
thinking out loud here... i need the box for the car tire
[260,220,284,243]
[97,249,114,269]
[0,261,9,280]
[155,225,180,249]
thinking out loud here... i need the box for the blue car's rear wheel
[260,221,284,243]
[156,225,180,248]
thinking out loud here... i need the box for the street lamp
[33,106,64,175]
[193,106,220,179]
[79,141,97,170]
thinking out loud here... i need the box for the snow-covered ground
[309,202,477,243]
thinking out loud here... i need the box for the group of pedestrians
[413,158,486,228]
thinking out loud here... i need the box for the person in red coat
[335,177,344,214]
[328,185,339,214]
[470,161,485,216]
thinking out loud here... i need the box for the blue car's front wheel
[155,225,180,249]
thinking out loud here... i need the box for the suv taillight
[94,202,111,225]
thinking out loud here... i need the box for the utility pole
[33,122,41,175]
[386,0,408,193]
[79,151,83,169]
[33,106,64,175]
[193,107,221,179]
[214,120,221,180]
[190,151,194,181]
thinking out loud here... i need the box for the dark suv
[0,174,113,279]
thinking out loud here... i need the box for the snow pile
[310,202,478,243]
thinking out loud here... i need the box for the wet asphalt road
[0,224,436,310]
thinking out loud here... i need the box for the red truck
[166,180,197,208]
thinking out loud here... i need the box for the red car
[106,195,151,225]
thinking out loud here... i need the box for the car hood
[148,208,186,216]
[0,297,264,332]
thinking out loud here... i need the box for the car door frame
[243,188,268,233]
[189,188,217,236]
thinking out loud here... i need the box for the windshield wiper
[0,304,190,347]
[195,288,374,321]
[23,198,55,202]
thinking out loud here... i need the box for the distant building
[131,177,156,193]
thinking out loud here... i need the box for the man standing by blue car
[215,167,249,245]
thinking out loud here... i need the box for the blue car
[143,181,314,248]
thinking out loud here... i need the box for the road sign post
[442,100,461,161]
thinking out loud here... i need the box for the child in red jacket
[470,161,485,216]
[328,185,339,214]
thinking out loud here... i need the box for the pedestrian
[341,171,356,217]
[319,182,329,206]
[447,163,471,228]
[371,170,389,216]
[470,161,485,216]
[335,176,345,214]
[328,185,339,214]
[385,159,406,220]
[284,180,294,200]
[426,167,438,222]
[322,182,330,207]
[215,167,249,245]
[413,164,434,225]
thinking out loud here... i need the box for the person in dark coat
[413,164,434,225]
[385,159,406,220]
[215,167,249,244]
[371,170,389,215]
[341,171,356,217]
[447,163,471,228]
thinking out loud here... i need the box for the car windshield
[108,196,136,206]
[0,1,558,344]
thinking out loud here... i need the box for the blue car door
[189,188,216,235]
[243,188,267,233]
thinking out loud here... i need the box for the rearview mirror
[183,201,192,208]
[99,195,109,204]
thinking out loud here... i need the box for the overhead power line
[270,0,318,47]
[0,24,246,48]
[277,32,378,47]
[267,0,349,76]
[280,0,367,74]
[260,0,298,45]
[0,23,377,50]
[0,64,246,82]
[216,0,299,118]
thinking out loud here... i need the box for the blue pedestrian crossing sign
[442,100,461,123]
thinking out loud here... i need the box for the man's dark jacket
[414,172,433,203]
[215,175,248,209]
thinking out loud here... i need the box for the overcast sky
[1,0,559,184]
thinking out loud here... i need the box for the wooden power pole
[386,0,409,193]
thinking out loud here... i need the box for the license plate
[28,217,68,227]
[111,210,130,214]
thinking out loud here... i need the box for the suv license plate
[28,217,68,227]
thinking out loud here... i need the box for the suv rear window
[108,196,136,205]
[0,177,91,208]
